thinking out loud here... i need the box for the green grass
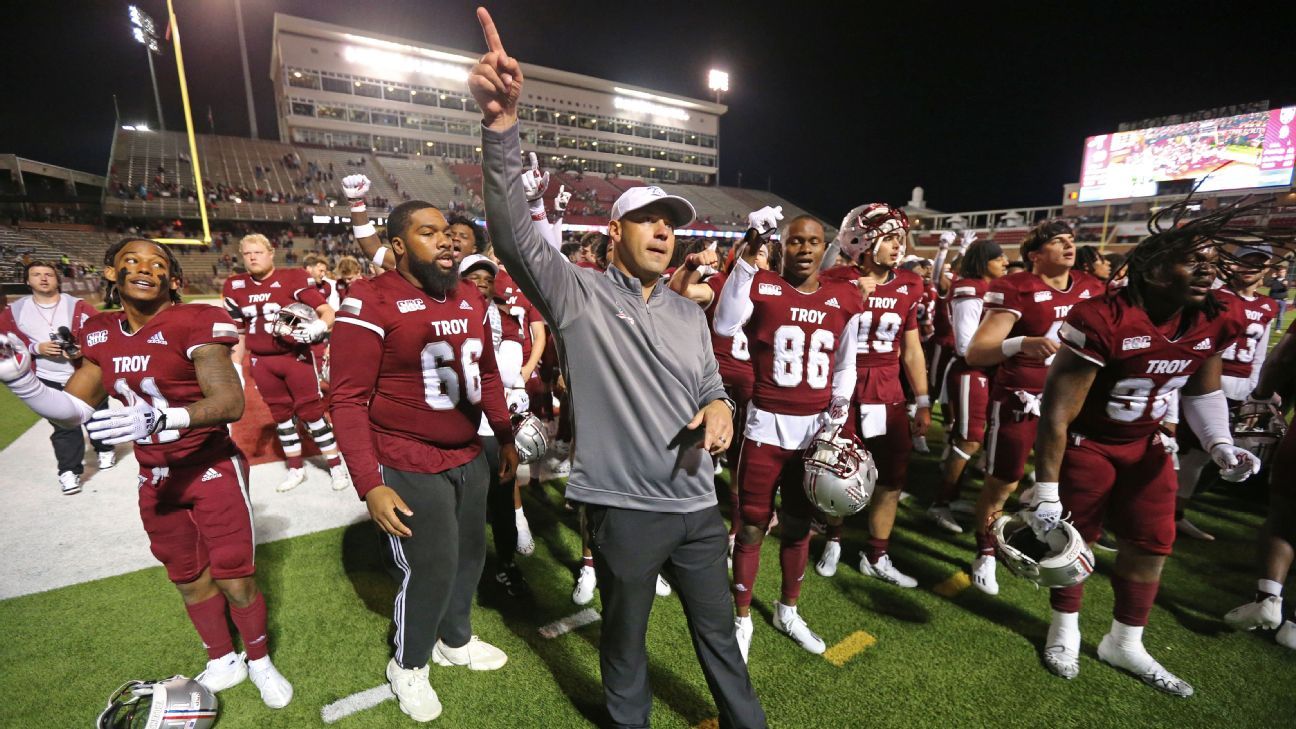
[2,428,1294,728]
[0,387,40,450]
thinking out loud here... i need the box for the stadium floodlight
[121,125,136,131]
[127,4,165,131]
[136,123,150,132]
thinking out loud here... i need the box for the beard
[408,256,460,298]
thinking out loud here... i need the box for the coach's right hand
[365,485,413,537]
[470,7,522,130]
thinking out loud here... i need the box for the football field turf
[2,434,1294,727]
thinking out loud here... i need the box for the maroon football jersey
[1214,288,1278,378]
[743,269,863,416]
[851,268,924,368]
[1059,292,1245,443]
[984,269,1104,394]
[917,282,939,338]
[497,269,542,364]
[950,277,991,371]
[80,304,241,468]
[329,271,512,496]
[932,283,955,350]
[222,267,327,356]
[704,272,755,392]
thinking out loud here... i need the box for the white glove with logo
[938,231,957,249]
[553,184,571,214]
[1015,390,1042,418]
[522,152,550,202]
[958,229,978,254]
[1156,430,1179,455]
[292,318,329,344]
[747,205,783,235]
[0,332,34,383]
[1022,481,1063,538]
[86,391,189,446]
[341,174,371,203]
[818,396,851,427]
[1211,443,1261,482]
[506,388,531,415]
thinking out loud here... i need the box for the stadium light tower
[708,69,728,187]
[128,5,166,132]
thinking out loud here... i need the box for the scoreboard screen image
[1078,106,1296,202]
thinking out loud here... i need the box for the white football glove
[506,388,531,415]
[341,174,371,202]
[1211,443,1261,482]
[1022,481,1063,538]
[1156,430,1179,455]
[291,318,329,344]
[958,229,978,254]
[522,152,550,202]
[553,184,571,214]
[0,332,34,383]
[746,205,783,235]
[86,391,187,446]
[938,231,957,249]
[818,396,851,427]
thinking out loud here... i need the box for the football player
[1171,244,1278,540]
[1223,317,1296,647]
[0,238,293,708]
[303,254,341,311]
[963,221,1104,594]
[928,241,1009,535]
[715,212,863,659]
[814,204,930,587]
[1029,199,1264,695]
[329,200,518,722]
[223,234,347,493]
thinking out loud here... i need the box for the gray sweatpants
[381,453,489,670]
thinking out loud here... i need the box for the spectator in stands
[0,261,115,495]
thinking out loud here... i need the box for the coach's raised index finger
[477,7,507,56]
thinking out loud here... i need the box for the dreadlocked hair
[102,237,185,309]
[1121,192,1295,320]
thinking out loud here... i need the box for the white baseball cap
[458,253,498,276]
[610,186,696,228]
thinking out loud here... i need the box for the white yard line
[538,608,601,639]
[320,684,394,724]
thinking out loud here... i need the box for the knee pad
[305,417,336,448]
[276,420,302,454]
[296,400,326,424]
[208,541,255,579]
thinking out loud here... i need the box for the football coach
[470,8,766,729]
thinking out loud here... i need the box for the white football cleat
[1042,611,1081,680]
[858,553,918,588]
[59,471,81,496]
[329,463,352,491]
[815,540,841,577]
[773,603,826,654]
[1276,621,1296,650]
[1175,517,1214,541]
[1224,596,1283,631]
[971,555,999,595]
[572,564,596,606]
[386,658,442,722]
[276,467,306,493]
[1097,634,1193,697]
[734,615,753,664]
[195,651,248,693]
[432,636,508,671]
[515,509,535,556]
[911,435,930,454]
[97,450,117,470]
[655,574,672,597]
[247,654,293,708]
[927,505,964,534]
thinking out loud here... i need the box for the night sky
[6,0,1294,219]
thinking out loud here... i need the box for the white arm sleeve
[6,370,97,429]
[1250,320,1272,392]
[832,313,862,401]
[1163,389,1179,425]
[497,341,524,389]
[1181,389,1232,450]
[714,257,757,337]
[532,217,562,252]
[951,296,984,358]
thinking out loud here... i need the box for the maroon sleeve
[984,275,1021,316]
[477,313,516,446]
[1059,298,1112,366]
[0,307,34,351]
[71,299,95,339]
[328,298,385,498]
[293,270,328,309]
[183,305,241,358]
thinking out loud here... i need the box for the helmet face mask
[97,676,218,729]
[512,412,549,464]
[837,203,909,265]
[1232,401,1288,466]
[803,424,877,517]
[992,514,1095,588]
[270,302,318,339]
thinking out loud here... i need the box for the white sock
[1259,579,1284,598]
[735,614,752,627]
[249,655,272,669]
[1109,619,1146,652]
[211,651,238,664]
[515,506,528,524]
[776,602,797,620]
[1047,610,1080,651]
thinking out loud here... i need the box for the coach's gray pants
[587,504,766,729]
[382,453,489,670]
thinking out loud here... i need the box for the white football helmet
[991,513,1095,588]
[837,203,910,264]
[803,424,877,517]
[1232,400,1288,466]
[270,301,318,339]
[512,412,549,465]
[97,675,218,729]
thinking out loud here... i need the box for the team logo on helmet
[97,675,218,729]
[803,424,877,517]
[837,203,910,263]
[991,513,1094,588]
